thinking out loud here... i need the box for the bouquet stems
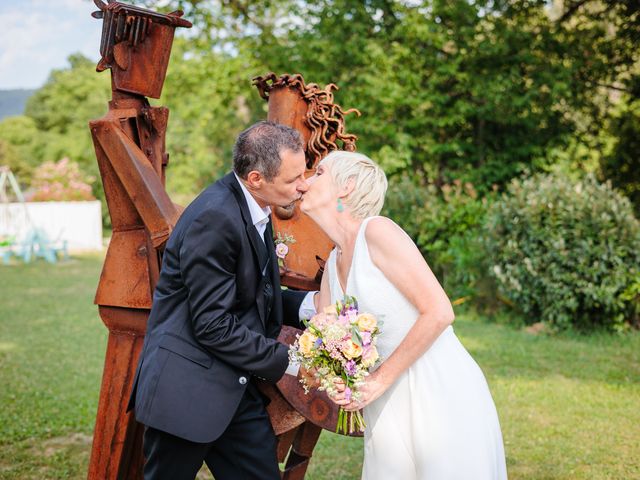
[336,407,366,435]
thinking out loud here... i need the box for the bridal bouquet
[289,295,381,434]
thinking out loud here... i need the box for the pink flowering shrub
[29,158,95,201]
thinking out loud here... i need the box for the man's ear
[246,170,264,189]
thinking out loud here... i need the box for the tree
[159,39,267,196]
[24,53,111,179]
[145,0,635,192]
[601,93,640,213]
[0,115,42,183]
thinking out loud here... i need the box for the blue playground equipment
[2,228,69,264]
[0,166,69,264]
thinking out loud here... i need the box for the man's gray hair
[233,121,303,181]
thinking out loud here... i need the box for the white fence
[0,201,103,251]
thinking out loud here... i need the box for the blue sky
[0,0,102,90]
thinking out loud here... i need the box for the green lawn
[1,255,639,479]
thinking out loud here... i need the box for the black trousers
[142,383,280,480]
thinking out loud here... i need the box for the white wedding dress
[327,217,508,480]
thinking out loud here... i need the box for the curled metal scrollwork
[253,73,361,168]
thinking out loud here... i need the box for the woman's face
[300,160,338,216]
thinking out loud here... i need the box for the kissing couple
[129,121,508,480]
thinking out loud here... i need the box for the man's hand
[312,291,320,313]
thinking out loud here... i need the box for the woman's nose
[298,179,310,192]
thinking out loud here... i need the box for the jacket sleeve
[179,208,289,382]
[281,289,309,330]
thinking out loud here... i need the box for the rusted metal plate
[274,326,363,437]
[110,21,176,99]
[88,307,147,480]
[95,229,154,309]
[266,86,313,148]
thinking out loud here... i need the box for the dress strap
[354,216,379,255]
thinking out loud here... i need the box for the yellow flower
[298,331,317,357]
[342,340,363,359]
[357,313,377,332]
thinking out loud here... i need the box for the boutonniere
[274,232,296,269]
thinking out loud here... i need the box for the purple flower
[314,338,323,348]
[344,387,352,402]
[345,359,357,376]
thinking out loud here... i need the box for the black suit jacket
[128,173,305,443]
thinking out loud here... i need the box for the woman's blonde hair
[319,150,388,219]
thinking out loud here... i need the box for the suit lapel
[223,173,273,328]
[224,173,269,272]
[265,219,283,332]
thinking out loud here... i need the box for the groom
[128,121,315,479]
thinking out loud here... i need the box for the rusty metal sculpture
[252,73,361,291]
[253,72,362,479]
[88,1,361,478]
[253,73,360,169]
[87,2,190,479]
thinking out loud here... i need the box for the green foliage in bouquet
[485,173,640,331]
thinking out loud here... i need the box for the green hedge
[383,175,490,302]
[485,173,640,331]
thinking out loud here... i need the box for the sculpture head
[92,0,192,98]
[253,73,361,170]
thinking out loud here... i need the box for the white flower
[275,243,289,259]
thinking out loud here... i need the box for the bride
[299,150,507,479]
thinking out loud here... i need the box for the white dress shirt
[234,173,315,375]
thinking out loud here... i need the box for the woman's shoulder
[364,216,404,239]
[364,216,414,254]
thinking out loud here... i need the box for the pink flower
[275,243,289,259]
[309,312,330,329]
[345,309,358,324]
[360,331,372,346]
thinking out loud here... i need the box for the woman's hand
[329,373,389,411]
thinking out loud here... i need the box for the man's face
[259,148,308,208]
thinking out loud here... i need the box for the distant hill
[0,89,36,121]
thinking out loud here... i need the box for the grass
[0,255,106,479]
[1,255,639,479]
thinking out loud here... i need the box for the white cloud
[0,0,101,89]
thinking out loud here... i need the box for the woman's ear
[340,176,356,199]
